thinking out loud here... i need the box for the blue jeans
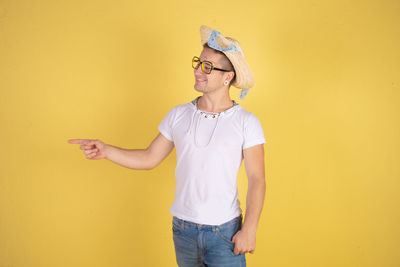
[172,215,246,267]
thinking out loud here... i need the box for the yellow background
[1,0,399,266]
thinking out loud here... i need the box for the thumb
[87,140,95,145]
[87,140,98,146]
[231,234,236,243]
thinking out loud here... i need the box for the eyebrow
[200,57,216,64]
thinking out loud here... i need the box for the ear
[226,71,235,83]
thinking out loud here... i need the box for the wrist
[104,144,111,159]
[241,223,258,235]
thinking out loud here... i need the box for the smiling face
[194,46,235,94]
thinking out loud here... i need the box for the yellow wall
[1,0,399,266]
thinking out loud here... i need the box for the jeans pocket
[172,217,182,235]
[215,224,238,245]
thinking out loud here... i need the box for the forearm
[241,177,266,234]
[104,144,152,170]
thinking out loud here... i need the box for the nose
[194,64,201,73]
[194,66,206,77]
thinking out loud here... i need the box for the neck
[197,92,234,113]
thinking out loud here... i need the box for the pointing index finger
[68,139,91,144]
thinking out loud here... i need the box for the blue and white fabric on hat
[207,30,241,54]
[238,88,249,100]
[207,30,249,100]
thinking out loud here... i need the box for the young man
[68,25,266,267]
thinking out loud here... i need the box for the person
[68,25,266,267]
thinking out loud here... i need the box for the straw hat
[199,25,254,100]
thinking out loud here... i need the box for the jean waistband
[173,214,243,231]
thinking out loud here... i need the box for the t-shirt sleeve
[157,106,177,142]
[243,113,266,149]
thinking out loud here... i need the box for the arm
[232,143,266,254]
[242,143,266,233]
[104,133,174,170]
[68,133,174,170]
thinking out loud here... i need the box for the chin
[194,84,206,93]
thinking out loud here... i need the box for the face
[193,46,233,94]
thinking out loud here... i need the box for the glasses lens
[192,57,200,69]
[202,61,213,74]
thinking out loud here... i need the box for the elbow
[249,175,266,188]
[132,164,155,171]
[142,148,157,170]
[144,159,159,170]
[140,160,156,170]
[144,164,156,170]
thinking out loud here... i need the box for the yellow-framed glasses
[192,56,232,74]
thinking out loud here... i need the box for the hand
[68,139,107,160]
[231,229,256,255]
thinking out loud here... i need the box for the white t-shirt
[158,96,266,225]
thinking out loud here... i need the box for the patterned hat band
[207,30,241,54]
